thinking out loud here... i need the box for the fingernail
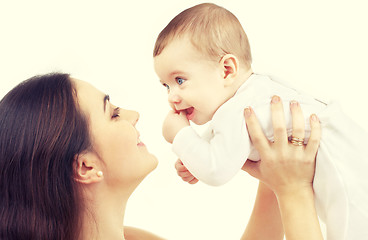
[271,95,280,103]
[244,107,252,118]
[290,100,299,108]
[311,114,319,122]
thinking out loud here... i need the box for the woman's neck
[79,185,130,240]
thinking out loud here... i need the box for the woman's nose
[123,109,140,126]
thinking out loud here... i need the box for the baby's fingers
[175,159,198,184]
[175,159,187,172]
[181,175,197,183]
[305,114,321,160]
[244,107,270,151]
[178,170,194,178]
[188,178,199,184]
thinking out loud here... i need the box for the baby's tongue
[186,107,195,120]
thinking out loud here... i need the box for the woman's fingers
[244,107,270,151]
[290,100,305,140]
[270,96,288,145]
[305,114,321,160]
[242,96,320,197]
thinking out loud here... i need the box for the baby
[153,3,368,239]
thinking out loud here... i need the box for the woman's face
[73,79,158,188]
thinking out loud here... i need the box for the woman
[0,73,322,239]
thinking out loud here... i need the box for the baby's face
[154,36,230,125]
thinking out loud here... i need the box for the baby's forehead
[165,33,191,48]
[167,36,216,59]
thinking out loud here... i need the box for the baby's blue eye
[176,77,185,85]
[163,83,170,90]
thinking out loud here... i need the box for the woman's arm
[241,182,284,240]
[241,96,323,240]
[277,186,321,240]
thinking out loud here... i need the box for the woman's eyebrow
[103,94,110,112]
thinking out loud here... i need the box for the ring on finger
[289,136,305,146]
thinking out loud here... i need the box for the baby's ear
[74,151,104,184]
[220,54,239,86]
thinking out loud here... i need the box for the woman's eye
[112,107,120,119]
[175,77,186,85]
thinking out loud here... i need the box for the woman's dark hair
[0,73,91,240]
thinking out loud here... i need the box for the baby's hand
[162,110,190,143]
[175,159,198,184]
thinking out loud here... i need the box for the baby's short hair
[153,3,252,68]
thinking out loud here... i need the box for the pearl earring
[96,171,103,177]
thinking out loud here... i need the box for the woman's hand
[241,95,323,240]
[242,95,321,197]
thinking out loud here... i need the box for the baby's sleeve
[172,109,252,186]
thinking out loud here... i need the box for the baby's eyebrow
[169,70,185,77]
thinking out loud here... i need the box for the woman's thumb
[242,159,261,179]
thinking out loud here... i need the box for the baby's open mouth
[184,107,195,120]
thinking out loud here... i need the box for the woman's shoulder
[124,226,166,240]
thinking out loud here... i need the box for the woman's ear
[74,151,104,184]
[219,54,239,86]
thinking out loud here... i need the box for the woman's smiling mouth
[137,138,145,146]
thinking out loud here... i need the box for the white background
[1,0,367,239]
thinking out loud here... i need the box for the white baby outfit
[172,73,368,240]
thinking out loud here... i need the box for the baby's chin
[191,116,211,125]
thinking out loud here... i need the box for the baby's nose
[168,90,181,104]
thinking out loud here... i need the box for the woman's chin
[150,155,159,171]
[145,154,159,174]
